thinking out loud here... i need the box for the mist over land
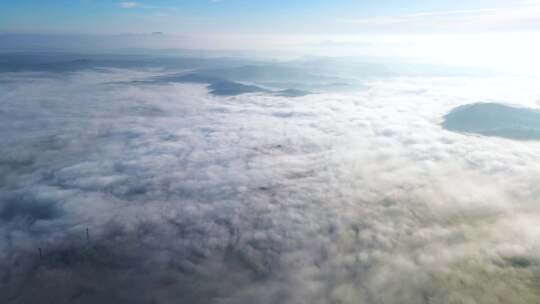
[2,49,540,304]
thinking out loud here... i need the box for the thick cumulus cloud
[2,67,540,304]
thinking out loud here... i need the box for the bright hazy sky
[1,0,540,73]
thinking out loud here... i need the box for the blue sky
[0,0,526,35]
[2,0,540,72]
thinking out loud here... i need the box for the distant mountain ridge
[443,103,540,140]
[145,73,312,97]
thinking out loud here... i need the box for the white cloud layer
[341,1,540,31]
[2,68,540,303]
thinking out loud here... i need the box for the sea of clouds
[2,66,540,304]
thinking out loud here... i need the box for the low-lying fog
[2,55,540,304]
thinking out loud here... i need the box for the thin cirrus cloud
[340,1,540,31]
[116,2,139,8]
[115,1,165,10]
